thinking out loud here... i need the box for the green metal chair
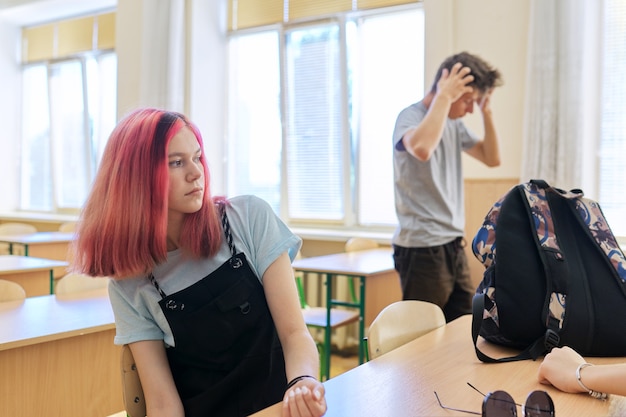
[342,237,378,323]
[295,273,360,381]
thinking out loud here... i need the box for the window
[227,31,282,213]
[227,5,424,229]
[599,0,626,236]
[19,12,117,213]
[20,53,117,212]
[285,22,345,221]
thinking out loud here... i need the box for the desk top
[0,255,68,274]
[0,290,114,351]
[0,231,75,245]
[251,315,622,416]
[292,248,394,276]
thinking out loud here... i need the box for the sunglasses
[434,382,555,417]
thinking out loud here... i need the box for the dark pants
[393,237,474,322]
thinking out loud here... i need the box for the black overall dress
[149,206,287,416]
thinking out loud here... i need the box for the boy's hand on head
[436,62,474,103]
[478,87,495,115]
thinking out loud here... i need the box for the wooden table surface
[0,231,75,245]
[0,288,114,350]
[0,255,69,296]
[292,248,394,276]
[0,232,74,278]
[250,315,624,417]
[0,254,68,273]
[0,290,123,416]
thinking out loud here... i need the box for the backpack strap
[472,292,553,362]
[523,180,569,345]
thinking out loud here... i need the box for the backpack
[471,179,626,362]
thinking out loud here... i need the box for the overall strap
[219,201,238,257]
[149,273,167,299]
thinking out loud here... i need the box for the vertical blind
[228,0,420,30]
[22,11,116,63]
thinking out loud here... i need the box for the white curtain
[521,0,601,195]
[139,0,187,112]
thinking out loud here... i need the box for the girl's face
[167,126,204,218]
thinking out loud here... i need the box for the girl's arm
[263,252,327,417]
[538,346,626,397]
[129,340,185,417]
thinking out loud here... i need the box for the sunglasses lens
[483,390,517,417]
[523,391,554,417]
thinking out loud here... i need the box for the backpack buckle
[544,329,560,350]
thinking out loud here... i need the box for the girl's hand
[538,346,587,393]
[281,379,327,417]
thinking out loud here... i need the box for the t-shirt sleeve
[393,106,422,151]
[108,279,165,345]
[226,195,302,281]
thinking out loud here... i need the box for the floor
[329,352,359,378]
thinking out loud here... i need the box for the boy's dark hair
[430,51,503,94]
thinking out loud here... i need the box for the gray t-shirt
[108,195,302,347]
[392,101,478,248]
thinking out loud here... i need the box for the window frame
[226,3,424,234]
[19,50,116,214]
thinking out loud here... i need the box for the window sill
[0,211,79,224]
[289,227,393,245]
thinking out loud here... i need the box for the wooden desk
[0,255,68,296]
[292,249,401,372]
[0,291,123,416]
[250,315,624,417]
[0,231,74,278]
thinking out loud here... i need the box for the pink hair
[72,108,224,279]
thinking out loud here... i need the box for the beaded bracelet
[576,363,608,400]
[286,375,317,390]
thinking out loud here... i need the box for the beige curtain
[520,0,601,195]
[137,0,187,112]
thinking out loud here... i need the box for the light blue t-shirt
[108,195,302,347]
[392,101,479,248]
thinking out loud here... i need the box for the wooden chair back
[0,222,37,235]
[121,345,146,417]
[344,237,379,252]
[0,279,27,302]
[55,273,109,295]
[367,300,446,360]
[58,221,78,233]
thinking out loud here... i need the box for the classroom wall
[425,0,528,180]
